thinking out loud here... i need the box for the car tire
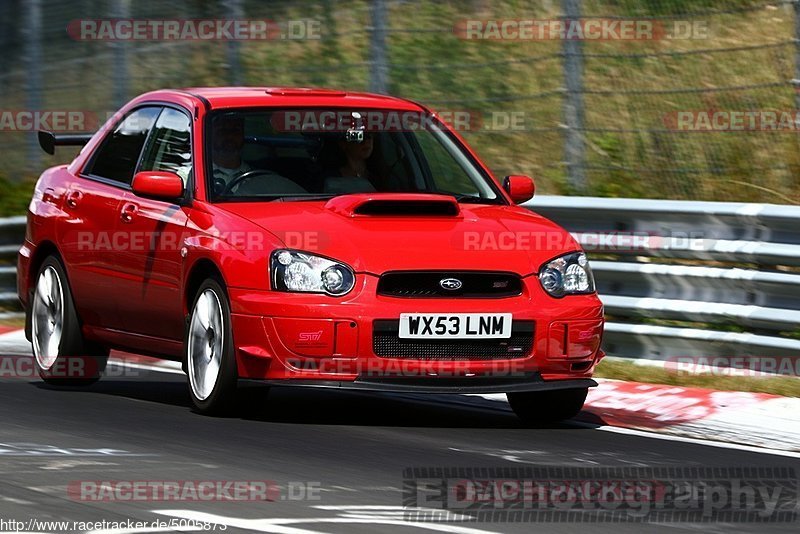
[186,278,238,415]
[507,388,588,425]
[31,256,109,386]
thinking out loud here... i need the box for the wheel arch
[27,241,62,293]
[184,258,227,316]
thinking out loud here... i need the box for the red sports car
[18,87,604,421]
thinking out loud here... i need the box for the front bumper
[246,375,597,394]
[228,274,605,386]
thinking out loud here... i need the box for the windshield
[205,108,503,203]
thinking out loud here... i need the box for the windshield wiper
[435,192,497,204]
[275,194,339,202]
[452,194,489,204]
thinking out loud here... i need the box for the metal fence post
[225,0,243,86]
[562,0,586,193]
[794,0,800,110]
[369,0,389,94]
[24,0,42,172]
[111,0,130,109]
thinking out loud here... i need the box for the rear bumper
[17,242,33,341]
[16,241,32,308]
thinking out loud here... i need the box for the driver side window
[86,106,161,185]
[139,108,192,184]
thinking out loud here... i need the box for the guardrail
[0,216,25,309]
[524,196,800,362]
[1,197,799,365]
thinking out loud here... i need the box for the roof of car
[148,87,427,112]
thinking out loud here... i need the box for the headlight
[270,250,355,296]
[538,252,595,297]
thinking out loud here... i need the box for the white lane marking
[155,508,503,534]
[325,485,357,492]
[314,505,413,510]
[107,361,184,376]
[0,444,150,457]
[448,447,546,464]
[0,495,34,505]
[154,510,324,534]
[0,329,182,375]
[4,327,800,458]
[592,424,800,459]
[0,329,26,340]
[87,527,202,534]
[40,459,117,471]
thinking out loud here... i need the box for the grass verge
[596,358,800,398]
[0,176,34,217]
[0,315,24,329]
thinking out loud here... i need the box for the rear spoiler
[38,130,94,155]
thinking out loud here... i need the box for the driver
[211,114,252,193]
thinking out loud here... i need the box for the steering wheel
[221,169,279,196]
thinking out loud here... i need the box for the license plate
[398,313,513,339]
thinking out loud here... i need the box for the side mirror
[503,175,535,204]
[131,171,184,201]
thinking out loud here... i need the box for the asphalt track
[0,332,798,533]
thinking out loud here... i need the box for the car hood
[216,194,578,276]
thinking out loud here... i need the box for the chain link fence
[1,0,799,204]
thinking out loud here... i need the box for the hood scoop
[325,194,461,217]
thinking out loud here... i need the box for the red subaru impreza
[18,87,604,420]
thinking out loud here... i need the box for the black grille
[372,320,534,360]
[377,271,522,298]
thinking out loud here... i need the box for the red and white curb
[585,380,800,452]
[2,327,799,454]
[0,325,18,336]
[464,381,800,454]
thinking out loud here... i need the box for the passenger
[337,132,375,181]
[321,132,382,194]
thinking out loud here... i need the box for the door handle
[120,203,139,224]
[66,190,83,209]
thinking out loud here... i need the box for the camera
[345,128,365,143]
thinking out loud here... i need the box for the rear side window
[87,106,161,184]
[139,108,192,184]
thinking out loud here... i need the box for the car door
[58,106,162,331]
[112,106,192,341]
